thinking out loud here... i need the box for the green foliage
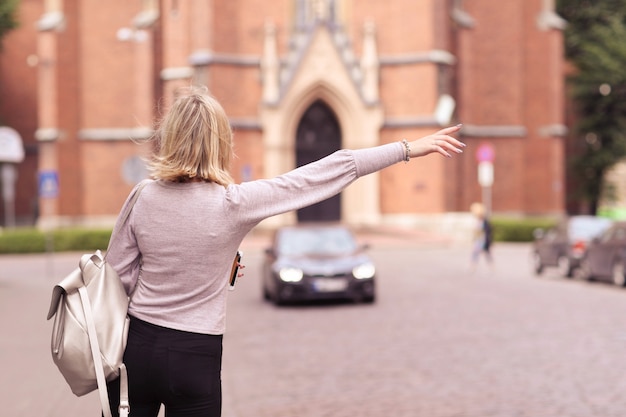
[0,219,560,255]
[490,218,558,243]
[0,228,112,254]
[557,0,626,213]
[0,0,19,44]
[49,229,113,252]
[0,228,47,253]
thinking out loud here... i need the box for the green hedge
[490,217,557,242]
[0,228,112,254]
[0,218,561,254]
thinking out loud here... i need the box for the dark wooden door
[296,100,342,222]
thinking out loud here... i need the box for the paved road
[3,233,626,416]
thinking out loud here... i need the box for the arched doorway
[296,100,342,222]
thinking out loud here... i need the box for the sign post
[476,143,495,215]
[0,127,25,228]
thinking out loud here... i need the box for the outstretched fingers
[436,124,463,136]
[407,124,465,158]
[433,133,465,158]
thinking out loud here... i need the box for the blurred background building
[0,0,566,230]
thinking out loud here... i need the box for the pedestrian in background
[104,85,465,417]
[470,201,493,271]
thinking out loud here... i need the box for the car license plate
[313,278,348,292]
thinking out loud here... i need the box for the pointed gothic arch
[296,99,342,222]
[260,26,384,229]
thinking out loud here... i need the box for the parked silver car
[580,221,626,286]
[531,215,613,278]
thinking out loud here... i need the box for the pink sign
[476,143,495,162]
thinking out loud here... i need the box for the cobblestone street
[3,236,626,416]
[222,241,626,417]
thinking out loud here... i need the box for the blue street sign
[39,170,59,198]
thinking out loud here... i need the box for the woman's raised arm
[406,124,465,159]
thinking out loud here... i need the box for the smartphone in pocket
[229,251,242,291]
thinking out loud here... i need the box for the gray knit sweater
[106,142,404,334]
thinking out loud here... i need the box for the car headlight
[353,262,375,279]
[279,267,304,282]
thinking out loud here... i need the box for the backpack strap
[118,364,130,417]
[78,285,114,417]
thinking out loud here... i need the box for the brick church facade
[0,0,566,230]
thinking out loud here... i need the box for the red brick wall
[455,0,565,214]
[0,0,565,225]
[0,0,42,224]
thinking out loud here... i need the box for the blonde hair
[148,86,235,186]
[470,202,485,217]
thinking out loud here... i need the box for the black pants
[106,316,223,417]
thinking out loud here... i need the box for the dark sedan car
[531,215,613,278]
[580,221,626,287]
[262,225,376,305]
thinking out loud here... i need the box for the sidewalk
[0,226,456,288]
[242,224,458,250]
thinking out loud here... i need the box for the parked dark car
[262,224,376,305]
[531,215,613,277]
[580,221,626,286]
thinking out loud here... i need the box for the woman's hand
[408,124,465,159]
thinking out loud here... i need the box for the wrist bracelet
[401,139,411,162]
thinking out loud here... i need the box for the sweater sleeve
[106,184,144,295]
[226,141,404,225]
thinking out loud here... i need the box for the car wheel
[612,260,626,287]
[579,258,595,281]
[271,288,285,306]
[363,295,375,303]
[532,252,544,275]
[263,286,271,301]
[557,255,573,278]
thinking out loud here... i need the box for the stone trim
[189,50,260,67]
[78,127,154,141]
[187,48,456,70]
[160,67,194,81]
[230,118,262,130]
[538,124,568,137]
[133,9,159,29]
[37,11,65,32]
[451,2,475,29]
[537,10,566,31]
[461,124,527,138]
[35,128,62,142]
[379,50,457,66]
[383,116,440,128]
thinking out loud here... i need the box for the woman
[105,86,465,417]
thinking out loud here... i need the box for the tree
[557,0,626,214]
[0,0,18,45]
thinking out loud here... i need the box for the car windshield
[277,227,357,256]
[568,217,612,240]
